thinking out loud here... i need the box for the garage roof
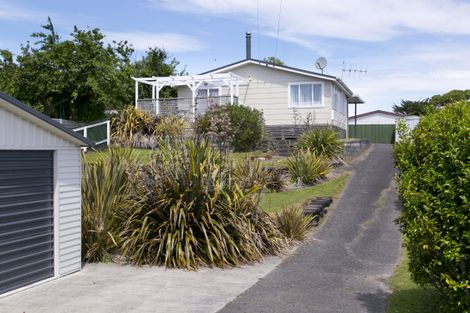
[0,92,94,147]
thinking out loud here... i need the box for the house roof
[199,58,354,97]
[0,92,94,146]
[348,110,403,120]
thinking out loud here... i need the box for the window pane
[197,89,207,97]
[313,84,322,104]
[209,88,219,97]
[290,85,299,105]
[300,84,313,105]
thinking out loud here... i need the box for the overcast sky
[1,0,469,114]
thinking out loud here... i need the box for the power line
[274,0,283,58]
[257,0,260,58]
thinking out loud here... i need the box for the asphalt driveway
[219,144,402,313]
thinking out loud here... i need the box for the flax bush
[394,102,470,312]
[297,127,343,160]
[81,149,135,262]
[286,149,331,186]
[120,138,285,269]
[274,205,314,241]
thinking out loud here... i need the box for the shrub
[120,138,285,269]
[81,149,135,262]
[111,106,153,146]
[153,115,189,140]
[394,102,470,312]
[286,149,331,186]
[297,127,343,159]
[265,167,286,192]
[197,104,265,152]
[232,156,269,191]
[274,205,314,241]
[112,106,188,148]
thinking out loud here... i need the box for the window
[289,82,323,107]
[197,88,219,97]
[332,85,347,115]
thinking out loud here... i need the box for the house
[348,110,418,143]
[132,33,362,138]
[0,92,91,296]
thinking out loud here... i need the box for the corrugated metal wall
[348,124,396,143]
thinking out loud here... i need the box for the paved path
[219,144,402,313]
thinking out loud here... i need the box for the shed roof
[0,92,93,147]
[348,110,403,120]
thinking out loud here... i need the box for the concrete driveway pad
[0,257,283,313]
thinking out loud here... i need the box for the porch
[132,73,248,119]
[136,95,238,118]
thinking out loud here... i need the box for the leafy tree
[392,99,431,116]
[132,47,181,99]
[428,89,470,108]
[263,56,284,65]
[0,18,180,122]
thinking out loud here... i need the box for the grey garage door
[0,151,54,294]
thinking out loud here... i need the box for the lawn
[82,148,154,164]
[260,173,350,213]
[387,248,444,313]
[83,149,286,166]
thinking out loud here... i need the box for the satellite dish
[315,57,327,73]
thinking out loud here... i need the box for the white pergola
[132,72,249,117]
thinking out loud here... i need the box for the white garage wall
[56,149,82,275]
[0,107,75,149]
[0,105,82,277]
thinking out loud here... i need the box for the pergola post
[230,76,234,104]
[155,82,160,115]
[134,81,139,107]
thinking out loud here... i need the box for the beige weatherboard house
[132,33,362,138]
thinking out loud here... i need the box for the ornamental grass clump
[120,138,285,269]
[286,149,331,186]
[297,127,343,160]
[274,205,314,242]
[82,149,135,262]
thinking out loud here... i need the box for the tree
[428,89,470,108]
[392,99,431,116]
[263,56,284,65]
[132,47,181,99]
[0,18,181,122]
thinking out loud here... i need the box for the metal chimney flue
[245,32,251,59]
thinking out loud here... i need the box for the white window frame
[288,81,324,108]
[197,87,221,98]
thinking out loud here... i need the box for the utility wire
[274,0,283,58]
[256,0,260,58]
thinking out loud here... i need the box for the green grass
[82,148,154,164]
[260,173,350,213]
[387,248,445,313]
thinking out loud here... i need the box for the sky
[1,0,470,114]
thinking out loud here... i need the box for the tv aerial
[315,57,327,74]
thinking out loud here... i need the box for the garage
[348,110,402,144]
[0,92,91,296]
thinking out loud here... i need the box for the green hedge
[394,102,470,312]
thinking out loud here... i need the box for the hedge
[394,102,470,312]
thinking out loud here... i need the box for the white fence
[74,120,110,149]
